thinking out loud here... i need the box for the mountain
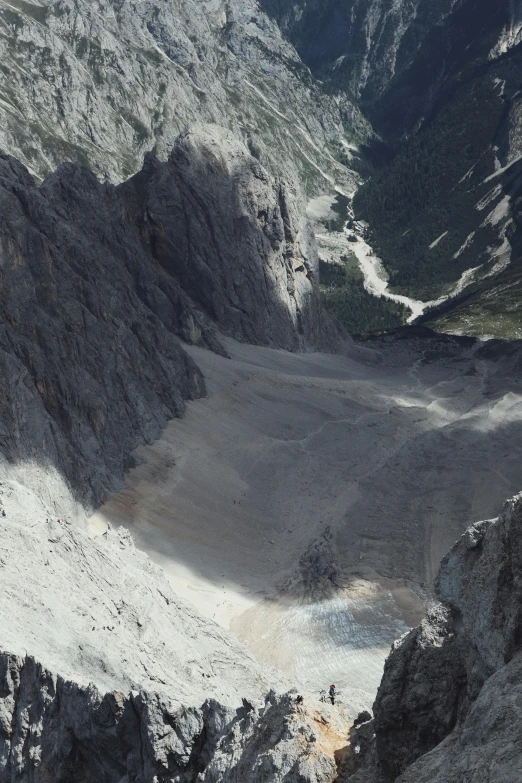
[0,124,340,509]
[0,0,522,780]
[0,0,364,194]
[0,483,341,782]
[0,119,350,780]
[259,0,521,138]
[261,0,522,337]
[342,493,522,783]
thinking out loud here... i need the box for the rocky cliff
[342,493,522,783]
[0,124,338,509]
[0,0,362,193]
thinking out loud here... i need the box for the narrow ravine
[347,227,483,324]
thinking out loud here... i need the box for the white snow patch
[451,265,482,295]
[459,163,477,184]
[340,139,360,159]
[453,232,476,259]
[491,235,512,260]
[476,185,503,211]
[429,231,449,250]
[306,195,337,222]
[483,195,511,227]
[484,153,522,183]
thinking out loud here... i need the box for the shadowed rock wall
[0,127,338,508]
[343,493,522,783]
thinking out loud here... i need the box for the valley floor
[90,334,522,716]
[308,193,491,327]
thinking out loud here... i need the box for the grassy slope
[426,254,522,340]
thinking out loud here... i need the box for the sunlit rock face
[343,494,522,783]
[0,471,339,783]
[0,0,361,191]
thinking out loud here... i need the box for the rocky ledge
[342,492,522,783]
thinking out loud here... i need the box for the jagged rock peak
[342,492,522,783]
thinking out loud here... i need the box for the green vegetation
[425,255,522,340]
[354,79,505,300]
[319,256,408,335]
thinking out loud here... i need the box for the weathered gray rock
[122,125,339,352]
[397,654,522,783]
[343,493,522,782]
[0,0,361,192]
[0,478,341,783]
[0,127,340,509]
[0,661,337,783]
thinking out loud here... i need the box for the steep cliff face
[261,0,520,137]
[123,125,335,351]
[0,126,337,509]
[343,493,522,783]
[0,0,361,192]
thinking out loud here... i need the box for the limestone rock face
[0,0,360,191]
[344,494,522,783]
[0,128,336,509]
[0,663,337,783]
[0,492,335,783]
[123,125,334,351]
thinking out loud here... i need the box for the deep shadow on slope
[0,127,337,508]
[94,330,522,597]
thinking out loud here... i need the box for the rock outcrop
[343,493,522,783]
[0,127,339,509]
[123,125,333,351]
[0,464,343,783]
[0,0,361,191]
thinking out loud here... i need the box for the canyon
[0,0,521,781]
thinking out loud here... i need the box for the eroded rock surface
[0,126,337,508]
[343,493,522,782]
[0,0,361,191]
[0,475,341,783]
